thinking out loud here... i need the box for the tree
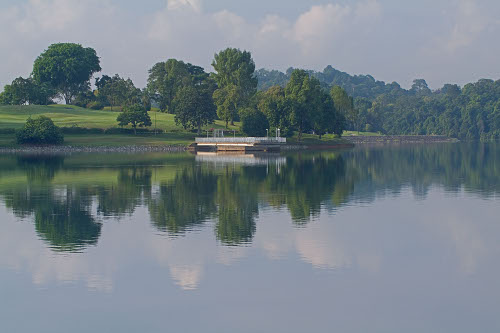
[285,69,322,141]
[312,93,341,139]
[147,59,204,113]
[213,84,238,128]
[410,79,432,97]
[212,48,257,125]
[330,85,355,131]
[0,77,54,105]
[99,74,141,110]
[172,79,217,134]
[117,104,152,134]
[240,108,269,137]
[32,43,101,104]
[258,85,292,136]
[16,116,64,145]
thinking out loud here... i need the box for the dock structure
[191,137,286,152]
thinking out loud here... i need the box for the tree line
[3,42,500,140]
[0,43,346,139]
[257,67,500,140]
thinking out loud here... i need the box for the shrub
[117,104,152,135]
[16,116,64,145]
[240,107,269,137]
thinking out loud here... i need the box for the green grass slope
[0,104,238,132]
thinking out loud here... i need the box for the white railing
[195,137,286,144]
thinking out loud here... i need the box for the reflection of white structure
[195,152,286,167]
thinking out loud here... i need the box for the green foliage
[212,48,257,125]
[313,92,344,138]
[256,65,407,100]
[0,77,55,106]
[116,104,152,134]
[147,59,206,113]
[32,43,101,104]
[257,85,292,136]
[213,84,238,128]
[240,107,269,137]
[16,116,64,145]
[98,74,141,110]
[172,78,217,134]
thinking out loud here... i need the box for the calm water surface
[0,143,499,332]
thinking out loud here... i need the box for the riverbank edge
[344,135,459,144]
[0,136,460,153]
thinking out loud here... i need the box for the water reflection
[1,143,499,254]
[1,144,500,332]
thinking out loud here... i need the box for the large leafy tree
[0,77,54,105]
[284,69,322,141]
[330,85,356,131]
[257,85,292,137]
[98,74,141,110]
[212,48,257,126]
[147,59,204,112]
[32,43,101,104]
[172,78,217,134]
[117,104,152,135]
[212,84,238,128]
[312,92,343,139]
[240,107,269,137]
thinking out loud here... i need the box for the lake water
[0,143,499,332]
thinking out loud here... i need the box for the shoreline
[0,135,460,154]
[344,135,458,144]
[0,145,188,154]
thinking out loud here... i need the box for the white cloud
[167,0,202,12]
[0,0,499,90]
[445,0,489,52]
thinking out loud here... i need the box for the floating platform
[190,137,286,152]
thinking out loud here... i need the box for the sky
[0,0,499,90]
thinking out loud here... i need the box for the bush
[240,108,269,137]
[16,116,64,145]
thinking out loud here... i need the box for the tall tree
[240,107,269,137]
[99,74,141,110]
[284,69,322,141]
[172,78,217,134]
[147,59,203,112]
[330,85,356,131]
[212,48,257,126]
[32,43,101,104]
[257,85,292,136]
[212,84,238,128]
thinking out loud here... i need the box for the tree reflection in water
[1,143,499,252]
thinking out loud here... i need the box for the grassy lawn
[0,104,242,147]
[287,133,351,145]
[0,104,239,132]
[343,130,381,136]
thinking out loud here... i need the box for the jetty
[190,137,286,152]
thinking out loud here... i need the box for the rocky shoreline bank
[344,135,458,144]
[0,145,188,154]
[0,136,459,154]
